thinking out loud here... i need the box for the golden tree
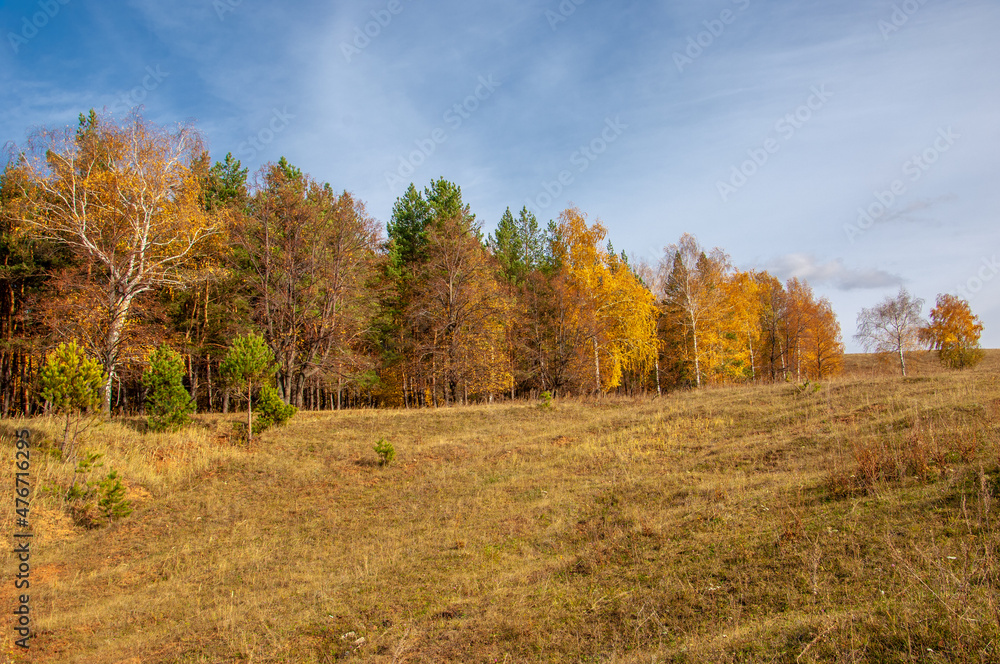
[555,208,657,393]
[709,270,764,383]
[781,278,815,381]
[522,268,592,396]
[801,295,844,379]
[922,293,984,369]
[658,233,729,388]
[597,250,658,392]
[9,110,217,413]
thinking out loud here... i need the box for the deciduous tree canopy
[8,110,965,417]
[922,293,984,369]
[8,110,218,413]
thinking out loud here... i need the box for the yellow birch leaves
[554,208,657,392]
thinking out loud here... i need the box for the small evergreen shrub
[253,385,297,435]
[142,344,195,432]
[374,438,395,466]
[38,340,106,455]
[98,471,133,522]
[539,391,554,410]
[792,380,821,395]
[66,451,103,500]
[58,453,131,527]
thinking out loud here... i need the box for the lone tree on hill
[921,293,985,369]
[220,332,277,444]
[855,288,925,377]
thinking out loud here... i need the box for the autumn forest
[0,110,953,419]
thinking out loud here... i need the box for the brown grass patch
[1,352,999,661]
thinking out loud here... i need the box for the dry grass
[2,351,999,663]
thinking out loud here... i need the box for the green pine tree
[253,384,297,435]
[220,332,277,444]
[201,152,249,212]
[38,341,106,455]
[142,344,195,432]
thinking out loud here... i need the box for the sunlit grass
[2,351,998,662]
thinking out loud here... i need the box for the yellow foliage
[923,294,985,369]
[554,208,657,392]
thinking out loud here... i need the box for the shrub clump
[373,438,395,466]
[253,384,297,435]
[939,344,984,370]
[59,452,132,527]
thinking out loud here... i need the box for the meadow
[1,352,998,663]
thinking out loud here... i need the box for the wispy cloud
[878,195,957,225]
[2,0,999,345]
[764,254,904,291]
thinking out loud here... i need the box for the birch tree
[855,288,924,376]
[555,208,657,393]
[8,110,217,413]
[658,234,729,388]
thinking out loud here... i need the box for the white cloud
[764,254,903,290]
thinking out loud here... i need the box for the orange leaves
[552,207,657,392]
[799,292,844,379]
[923,294,984,369]
[16,111,217,286]
[924,294,983,349]
[10,110,220,411]
[658,235,844,387]
[765,276,843,381]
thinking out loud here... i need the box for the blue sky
[3,0,999,351]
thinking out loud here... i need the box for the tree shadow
[114,415,150,434]
[0,421,34,443]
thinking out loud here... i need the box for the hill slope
[3,352,999,663]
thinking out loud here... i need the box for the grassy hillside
[2,352,999,663]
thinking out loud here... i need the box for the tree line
[0,111,976,417]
